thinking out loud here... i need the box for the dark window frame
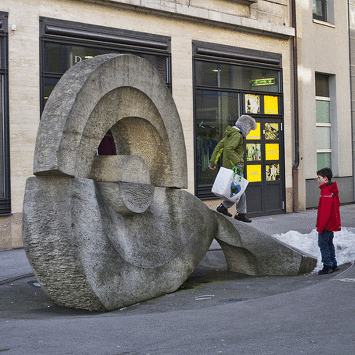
[0,12,11,215]
[40,17,172,113]
[312,0,327,22]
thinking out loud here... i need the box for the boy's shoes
[216,204,232,217]
[234,213,252,223]
[318,265,334,275]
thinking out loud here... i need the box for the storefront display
[194,41,284,215]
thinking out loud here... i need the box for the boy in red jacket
[316,168,341,275]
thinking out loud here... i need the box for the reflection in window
[195,61,280,93]
[315,73,332,170]
[43,43,168,81]
[42,41,169,110]
[312,0,327,22]
[195,90,238,186]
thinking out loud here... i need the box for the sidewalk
[1,204,355,354]
[0,248,33,284]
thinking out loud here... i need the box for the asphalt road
[1,204,354,354]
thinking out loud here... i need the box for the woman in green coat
[209,115,256,223]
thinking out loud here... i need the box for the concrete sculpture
[22,54,316,312]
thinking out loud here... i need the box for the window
[312,0,334,24]
[40,18,171,111]
[315,73,331,170]
[312,0,327,22]
[0,13,10,215]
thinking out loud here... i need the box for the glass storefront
[40,18,171,110]
[194,42,285,216]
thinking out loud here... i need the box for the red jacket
[316,181,341,233]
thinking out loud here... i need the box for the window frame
[312,0,335,25]
[312,0,327,22]
[40,17,172,113]
[0,12,11,215]
[316,95,332,169]
[193,41,284,201]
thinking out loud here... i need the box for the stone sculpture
[22,54,316,312]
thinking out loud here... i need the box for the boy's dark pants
[318,229,337,267]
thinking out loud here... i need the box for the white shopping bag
[211,167,249,203]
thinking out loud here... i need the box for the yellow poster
[264,96,278,115]
[246,122,261,140]
[247,165,262,182]
[265,143,279,160]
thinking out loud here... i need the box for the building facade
[297,0,354,208]
[0,0,353,250]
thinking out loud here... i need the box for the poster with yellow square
[264,96,278,115]
[246,122,261,140]
[265,143,279,160]
[247,165,262,182]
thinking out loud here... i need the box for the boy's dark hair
[317,168,332,181]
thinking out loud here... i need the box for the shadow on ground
[1,263,350,320]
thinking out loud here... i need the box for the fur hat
[235,115,257,137]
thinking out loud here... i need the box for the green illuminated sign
[251,78,276,86]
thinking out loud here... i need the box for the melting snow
[273,227,355,272]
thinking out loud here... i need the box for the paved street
[1,204,355,354]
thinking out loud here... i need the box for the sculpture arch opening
[34,54,187,188]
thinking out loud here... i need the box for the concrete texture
[97,0,293,37]
[89,155,151,184]
[23,177,215,311]
[214,212,316,276]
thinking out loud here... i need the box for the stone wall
[83,0,292,33]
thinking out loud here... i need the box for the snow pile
[273,227,355,272]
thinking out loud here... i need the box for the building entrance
[194,42,285,216]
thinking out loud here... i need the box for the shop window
[195,61,280,93]
[0,12,10,215]
[315,73,332,170]
[40,18,171,111]
[195,90,239,192]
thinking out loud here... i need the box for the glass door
[244,93,284,216]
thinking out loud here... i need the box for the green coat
[209,126,244,170]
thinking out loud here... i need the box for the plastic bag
[211,167,249,202]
